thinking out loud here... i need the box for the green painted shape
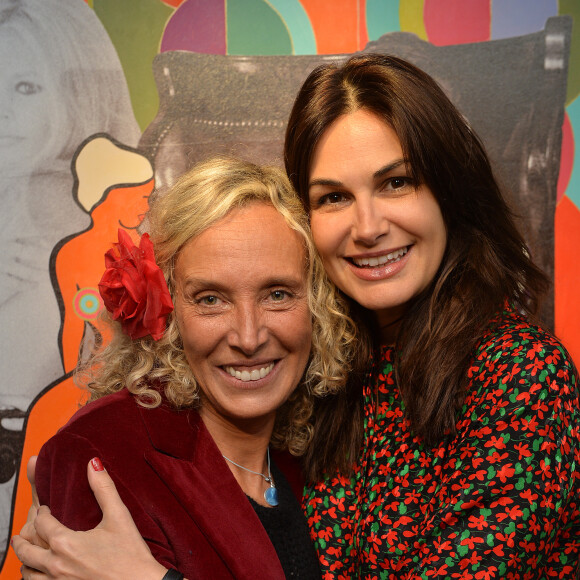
[266,0,316,54]
[94,0,173,131]
[227,0,292,55]
[366,0,400,41]
[559,0,580,104]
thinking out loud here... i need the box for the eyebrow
[308,159,407,188]
[181,275,306,292]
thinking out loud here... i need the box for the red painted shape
[555,195,580,365]
[424,0,491,46]
[557,113,574,203]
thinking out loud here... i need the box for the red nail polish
[91,457,104,472]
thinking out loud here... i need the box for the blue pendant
[264,486,278,506]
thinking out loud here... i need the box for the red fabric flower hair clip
[98,229,174,341]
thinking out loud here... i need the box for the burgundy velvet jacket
[36,389,304,579]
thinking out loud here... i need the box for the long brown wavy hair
[284,54,549,470]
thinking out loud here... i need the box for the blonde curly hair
[77,157,357,456]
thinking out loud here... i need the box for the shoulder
[470,309,577,385]
[49,389,198,447]
[37,390,145,461]
[464,309,579,427]
[57,389,139,433]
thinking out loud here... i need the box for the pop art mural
[0,0,579,574]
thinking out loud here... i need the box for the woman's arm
[13,458,178,580]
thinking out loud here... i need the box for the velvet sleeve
[36,429,178,571]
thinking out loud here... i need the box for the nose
[352,197,388,246]
[228,302,268,355]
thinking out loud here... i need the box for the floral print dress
[303,309,580,579]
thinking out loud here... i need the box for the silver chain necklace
[222,447,278,506]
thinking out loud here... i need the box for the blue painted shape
[266,0,316,54]
[491,0,557,39]
[565,97,580,209]
[366,0,401,41]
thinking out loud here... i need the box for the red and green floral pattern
[303,309,580,579]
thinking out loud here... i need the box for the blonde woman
[24,157,356,579]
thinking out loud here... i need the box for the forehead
[0,27,41,67]
[311,110,402,174]
[175,203,307,283]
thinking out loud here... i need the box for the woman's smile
[223,361,276,382]
[345,245,411,281]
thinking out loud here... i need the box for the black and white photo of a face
[0,26,57,178]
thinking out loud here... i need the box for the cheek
[311,215,339,261]
[284,307,313,360]
[420,213,447,277]
[176,309,209,359]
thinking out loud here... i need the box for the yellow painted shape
[400,0,427,40]
[75,137,153,212]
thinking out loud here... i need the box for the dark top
[303,308,580,578]
[249,460,320,579]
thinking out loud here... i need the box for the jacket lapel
[139,403,285,579]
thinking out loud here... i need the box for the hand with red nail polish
[12,459,173,580]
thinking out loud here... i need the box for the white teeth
[352,247,408,267]
[225,363,275,382]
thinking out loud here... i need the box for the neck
[376,310,405,345]
[199,406,275,506]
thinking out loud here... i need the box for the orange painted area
[358,0,368,50]
[57,180,153,372]
[1,377,85,579]
[1,177,153,576]
[555,195,580,365]
[300,0,363,54]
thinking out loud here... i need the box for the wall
[0,0,578,572]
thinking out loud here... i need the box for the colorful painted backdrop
[1,0,578,575]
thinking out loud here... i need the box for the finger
[11,535,49,575]
[19,503,38,542]
[32,506,68,549]
[19,519,49,550]
[19,509,50,549]
[20,564,49,580]
[86,458,134,529]
[27,456,40,508]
